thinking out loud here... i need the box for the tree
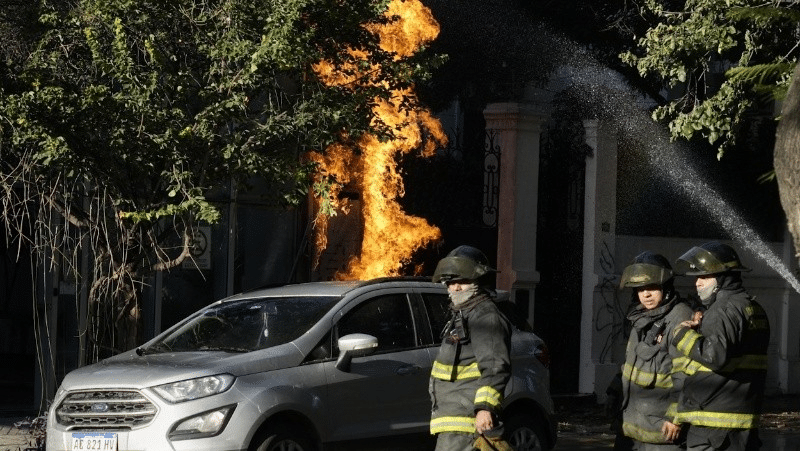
[0,0,436,361]
[775,63,800,259]
[619,0,800,258]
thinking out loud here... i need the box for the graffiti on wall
[594,239,629,363]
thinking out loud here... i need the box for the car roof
[222,277,441,302]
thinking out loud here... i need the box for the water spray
[559,52,800,294]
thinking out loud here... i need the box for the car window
[150,296,340,353]
[336,294,416,353]
[421,292,451,345]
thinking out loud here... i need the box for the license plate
[70,432,117,450]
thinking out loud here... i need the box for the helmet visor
[432,256,492,283]
[675,246,728,275]
[619,263,673,289]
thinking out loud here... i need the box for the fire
[308,0,447,280]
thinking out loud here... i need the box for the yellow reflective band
[674,410,759,429]
[430,416,476,434]
[676,328,701,355]
[622,363,673,388]
[671,356,712,375]
[720,354,768,372]
[666,402,678,419]
[623,421,666,443]
[744,306,769,330]
[475,385,503,408]
[431,361,481,381]
[671,356,689,373]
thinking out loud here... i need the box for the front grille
[56,390,158,430]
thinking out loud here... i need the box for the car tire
[504,412,548,451]
[251,423,316,451]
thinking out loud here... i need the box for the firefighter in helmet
[618,252,693,450]
[429,245,511,451]
[672,242,770,450]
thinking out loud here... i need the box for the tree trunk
[774,62,800,262]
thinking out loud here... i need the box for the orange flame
[309,0,447,280]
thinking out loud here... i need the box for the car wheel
[505,413,547,451]
[252,424,315,451]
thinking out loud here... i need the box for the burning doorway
[307,0,447,281]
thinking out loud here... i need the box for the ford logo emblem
[90,403,109,413]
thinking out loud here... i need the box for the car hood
[59,343,305,390]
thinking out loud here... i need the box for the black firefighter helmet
[432,245,497,283]
[674,241,750,276]
[619,251,674,289]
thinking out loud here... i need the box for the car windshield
[147,295,341,353]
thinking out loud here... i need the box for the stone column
[579,120,619,396]
[483,103,547,327]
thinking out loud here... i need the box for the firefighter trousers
[435,432,474,451]
[685,426,761,451]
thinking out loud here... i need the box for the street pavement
[2,394,799,451]
[0,413,617,451]
[551,393,800,451]
[0,416,39,451]
[553,429,800,451]
[554,433,615,450]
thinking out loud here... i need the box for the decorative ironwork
[483,130,501,228]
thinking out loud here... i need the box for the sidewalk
[553,393,800,450]
[0,415,40,451]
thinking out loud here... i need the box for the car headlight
[169,405,235,440]
[152,374,235,403]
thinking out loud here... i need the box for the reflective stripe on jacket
[621,296,693,444]
[671,282,770,430]
[429,293,511,435]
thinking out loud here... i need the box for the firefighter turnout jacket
[621,293,693,444]
[429,292,512,435]
[671,275,770,431]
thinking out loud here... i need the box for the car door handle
[396,365,421,375]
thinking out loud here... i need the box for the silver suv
[46,278,556,451]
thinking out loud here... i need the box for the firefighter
[619,252,694,450]
[429,245,512,451]
[672,242,770,451]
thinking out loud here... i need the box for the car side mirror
[335,333,378,372]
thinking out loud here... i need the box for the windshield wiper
[136,342,172,356]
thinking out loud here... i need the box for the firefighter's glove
[473,423,514,451]
[472,434,515,451]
